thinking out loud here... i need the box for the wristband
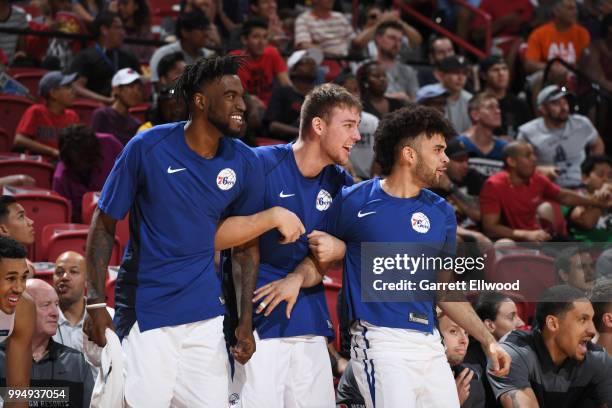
[85,303,107,310]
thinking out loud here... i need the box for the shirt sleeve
[525,27,544,62]
[487,343,533,402]
[294,13,312,46]
[270,47,287,74]
[15,105,38,137]
[539,173,561,200]
[479,179,501,215]
[226,147,265,216]
[98,135,143,220]
[591,351,612,405]
[442,202,457,258]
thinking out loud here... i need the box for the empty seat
[0,95,34,139]
[72,99,103,126]
[40,223,122,264]
[82,191,130,253]
[0,155,54,188]
[12,71,48,100]
[487,252,556,302]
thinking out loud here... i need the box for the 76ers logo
[411,212,430,233]
[216,168,236,190]
[316,189,332,211]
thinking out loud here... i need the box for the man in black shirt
[488,285,612,408]
[479,56,532,139]
[69,11,140,104]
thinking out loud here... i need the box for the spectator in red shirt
[480,141,610,242]
[14,71,80,158]
[52,124,123,222]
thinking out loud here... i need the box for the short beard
[207,111,237,136]
[415,159,437,188]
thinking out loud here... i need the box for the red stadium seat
[129,103,150,123]
[5,67,48,78]
[0,155,54,188]
[12,70,48,100]
[40,223,122,264]
[487,252,556,302]
[324,280,342,350]
[72,99,103,126]
[82,191,130,254]
[106,276,116,308]
[0,95,34,140]
[0,127,11,152]
[2,187,71,260]
[255,137,286,146]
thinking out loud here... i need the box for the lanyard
[95,43,119,73]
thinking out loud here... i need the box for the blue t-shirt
[457,134,507,160]
[98,122,264,337]
[321,178,457,333]
[254,144,352,339]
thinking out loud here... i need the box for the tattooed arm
[83,208,117,347]
[500,388,539,408]
[230,238,259,364]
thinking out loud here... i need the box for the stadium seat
[40,223,122,264]
[12,70,48,100]
[82,191,130,254]
[0,127,10,152]
[0,95,34,139]
[5,67,48,78]
[0,155,54,188]
[106,276,116,308]
[72,99,103,126]
[255,137,286,146]
[3,187,71,260]
[487,252,556,302]
[324,280,342,350]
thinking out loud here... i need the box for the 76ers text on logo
[216,168,236,190]
[411,212,430,233]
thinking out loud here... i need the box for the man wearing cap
[416,83,449,114]
[435,55,473,133]
[479,56,531,138]
[149,10,214,83]
[14,71,80,158]
[517,85,605,188]
[91,68,143,145]
[69,11,140,105]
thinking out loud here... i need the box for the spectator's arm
[589,136,605,155]
[5,295,35,408]
[499,388,539,408]
[73,77,114,104]
[557,188,608,208]
[482,212,550,242]
[569,205,602,230]
[277,71,292,87]
[398,19,422,47]
[351,24,378,49]
[13,133,59,158]
[71,2,95,23]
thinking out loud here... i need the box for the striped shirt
[0,6,27,63]
[294,11,354,56]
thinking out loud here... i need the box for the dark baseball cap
[479,55,505,74]
[437,55,469,73]
[38,71,78,98]
[446,138,469,159]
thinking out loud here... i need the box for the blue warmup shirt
[456,134,507,160]
[98,122,264,338]
[254,144,352,339]
[321,178,457,333]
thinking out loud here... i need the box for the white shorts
[350,321,460,408]
[230,332,335,408]
[122,316,229,408]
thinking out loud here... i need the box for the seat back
[487,253,556,302]
[12,71,48,100]
[0,158,54,188]
[0,95,34,139]
[0,127,10,152]
[72,99,103,126]
[41,223,122,264]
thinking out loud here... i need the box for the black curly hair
[374,105,456,176]
[0,236,27,261]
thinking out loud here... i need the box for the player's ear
[193,92,208,112]
[545,315,560,332]
[484,319,495,334]
[312,117,324,137]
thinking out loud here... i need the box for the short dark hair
[374,105,456,176]
[174,55,243,115]
[157,52,185,81]
[175,10,210,40]
[535,285,590,330]
[92,11,119,39]
[591,283,612,332]
[375,20,403,38]
[241,17,268,38]
[554,246,585,275]
[58,125,101,171]
[0,236,27,260]
[0,196,17,223]
[474,291,511,322]
[581,155,612,176]
[428,35,453,56]
[299,83,362,138]
[356,60,378,95]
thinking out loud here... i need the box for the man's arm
[215,207,305,250]
[499,388,539,408]
[13,134,59,158]
[83,208,117,347]
[482,212,551,242]
[230,239,259,364]
[449,189,481,223]
[5,295,35,408]
[557,188,610,208]
[589,136,605,155]
[72,77,114,104]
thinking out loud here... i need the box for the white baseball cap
[287,48,324,71]
[111,68,141,87]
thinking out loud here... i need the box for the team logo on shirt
[411,212,430,233]
[216,168,236,190]
[316,189,332,211]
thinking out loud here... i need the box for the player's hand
[308,230,346,263]
[272,207,305,244]
[253,273,304,318]
[455,367,474,405]
[231,324,256,365]
[83,307,114,347]
[486,341,511,377]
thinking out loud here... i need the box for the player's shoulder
[254,143,293,172]
[420,188,454,215]
[501,330,538,359]
[339,178,377,201]
[128,121,182,150]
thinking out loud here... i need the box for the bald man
[0,279,94,408]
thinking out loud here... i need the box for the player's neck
[184,119,221,159]
[542,331,569,366]
[597,332,612,355]
[381,171,422,199]
[60,297,85,326]
[484,85,506,99]
[292,139,330,178]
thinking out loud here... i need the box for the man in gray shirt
[0,0,27,64]
[374,21,419,102]
[488,285,612,408]
[518,85,605,188]
[435,56,473,133]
